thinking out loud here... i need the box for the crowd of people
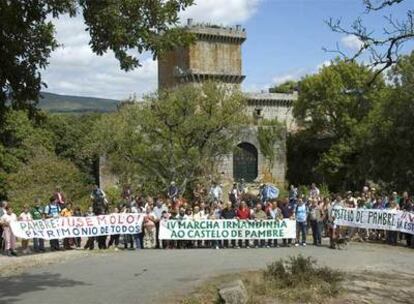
[0,181,413,257]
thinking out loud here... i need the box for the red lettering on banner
[97,216,106,225]
[76,217,84,228]
[109,215,116,225]
[126,215,134,224]
[86,217,93,227]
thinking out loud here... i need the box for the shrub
[263,255,343,302]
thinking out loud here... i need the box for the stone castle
[158,19,296,185]
[100,19,297,189]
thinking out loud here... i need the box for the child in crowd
[19,204,33,254]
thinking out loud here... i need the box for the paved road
[1,243,413,304]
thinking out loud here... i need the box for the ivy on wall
[258,119,285,165]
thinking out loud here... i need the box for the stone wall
[218,126,286,186]
[188,40,242,75]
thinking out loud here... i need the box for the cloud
[42,1,261,99]
[180,0,261,25]
[271,68,307,86]
[341,35,363,51]
[42,15,157,100]
[316,60,332,70]
[260,60,332,90]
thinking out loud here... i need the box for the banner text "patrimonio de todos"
[159,219,296,240]
[11,214,144,240]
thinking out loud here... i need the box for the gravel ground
[0,242,413,304]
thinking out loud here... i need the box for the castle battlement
[185,19,246,42]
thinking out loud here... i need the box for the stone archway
[233,142,258,182]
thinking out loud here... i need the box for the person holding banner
[0,201,6,251]
[31,199,45,252]
[236,201,251,248]
[267,201,282,248]
[1,206,18,256]
[143,206,157,249]
[18,204,33,254]
[44,197,61,251]
[61,202,74,250]
[174,207,190,249]
[386,201,399,246]
[328,196,344,249]
[107,207,121,250]
[153,198,168,249]
[221,202,237,248]
[72,207,83,249]
[84,206,95,250]
[252,203,268,248]
[280,198,295,247]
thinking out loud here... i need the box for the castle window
[254,107,263,118]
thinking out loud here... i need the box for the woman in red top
[236,201,251,248]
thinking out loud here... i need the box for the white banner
[333,208,414,235]
[10,213,144,240]
[159,219,296,240]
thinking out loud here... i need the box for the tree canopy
[0,0,194,114]
[269,80,298,94]
[289,53,414,192]
[93,82,247,194]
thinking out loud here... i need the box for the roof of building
[245,92,298,101]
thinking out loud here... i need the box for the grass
[179,255,344,304]
[262,255,343,302]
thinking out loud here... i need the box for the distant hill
[38,92,119,113]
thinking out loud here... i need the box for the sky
[42,0,414,100]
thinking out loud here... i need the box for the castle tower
[158,19,246,89]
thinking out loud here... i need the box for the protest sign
[10,213,144,240]
[159,219,296,240]
[333,208,414,235]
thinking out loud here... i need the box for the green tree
[0,110,55,198]
[357,51,414,190]
[6,148,90,211]
[93,82,247,194]
[269,80,298,94]
[45,113,101,181]
[291,60,386,190]
[258,119,285,166]
[1,0,194,114]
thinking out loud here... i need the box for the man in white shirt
[153,198,168,248]
[209,182,223,202]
